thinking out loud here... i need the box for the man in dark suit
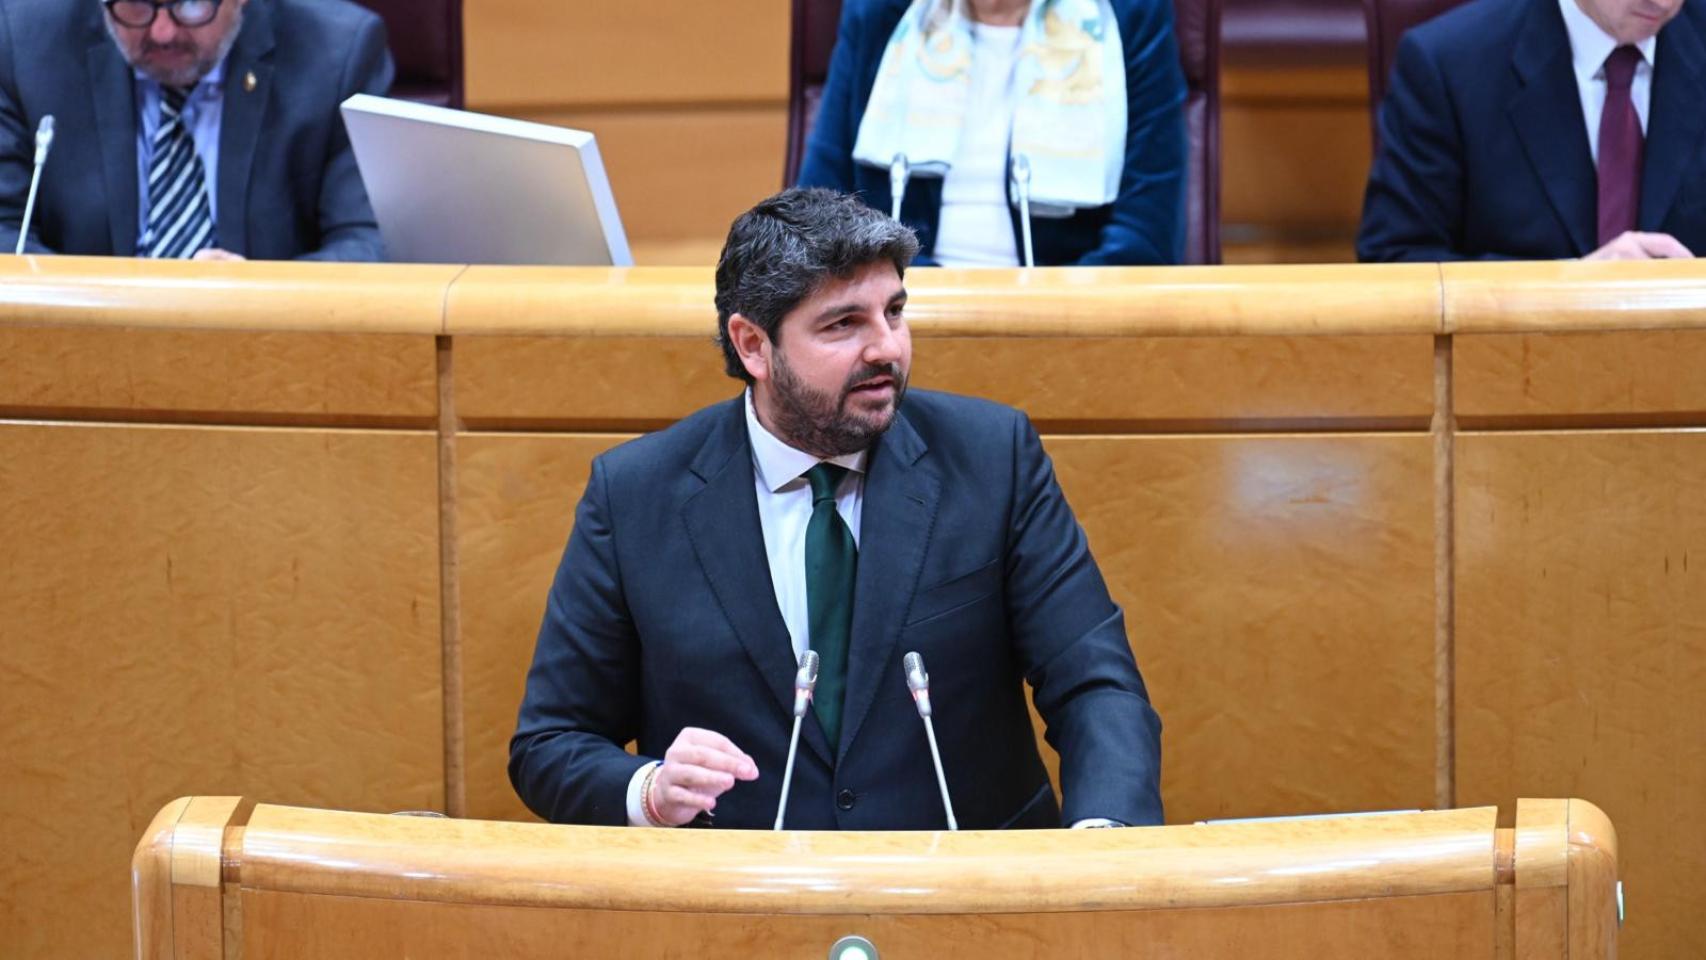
[0,0,391,260]
[510,188,1163,831]
[1358,0,1705,261]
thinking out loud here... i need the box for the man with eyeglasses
[0,0,393,260]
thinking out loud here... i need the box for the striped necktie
[142,86,215,259]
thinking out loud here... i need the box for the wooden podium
[134,797,1617,959]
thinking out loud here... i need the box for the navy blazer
[1358,0,1706,260]
[511,390,1164,830]
[798,0,1187,266]
[0,0,393,260]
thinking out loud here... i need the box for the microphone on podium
[15,115,54,256]
[773,649,820,830]
[903,651,958,831]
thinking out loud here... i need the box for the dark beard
[768,353,907,458]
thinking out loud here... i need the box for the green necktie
[803,463,856,751]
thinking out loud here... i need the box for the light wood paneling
[238,890,1497,958]
[236,801,1500,909]
[1047,434,1438,822]
[1455,331,1706,426]
[1223,102,1371,232]
[444,264,1444,337]
[0,255,456,332]
[1443,260,1706,333]
[454,336,734,428]
[914,335,1435,427]
[0,423,444,960]
[1456,430,1706,960]
[456,433,632,822]
[0,327,437,423]
[496,107,788,243]
[463,0,788,109]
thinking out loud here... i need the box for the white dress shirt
[1558,0,1656,165]
[625,391,866,825]
[934,22,1023,268]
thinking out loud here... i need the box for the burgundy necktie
[1596,45,1644,246]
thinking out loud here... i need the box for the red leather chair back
[353,0,465,108]
[1363,0,1466,145]
[785,0,1221,264]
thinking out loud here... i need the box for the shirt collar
[744,389,867,493]
[1559,0,1658,82]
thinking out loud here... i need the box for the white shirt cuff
[625,761,662,827]
[1070,818,1122,828]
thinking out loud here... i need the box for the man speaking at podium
[511,188,1162,831]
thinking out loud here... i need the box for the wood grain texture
[1045,434,1438,821]
[0,255,457,332]
[444,264,1444,336]
[1443,261,1706,333]
[1455,330,1706,426]
[237,889,1498,959]
[233,802,1500,910]
[0,423,445,960]
[491,107,789,244]
[0,327,438,423]
[1567,800,1620,960]
[1456,431,1706,960]
[463,0,787,108]
[452,335,734,427]
[454,433,633,822]
[914,335,1435,426]
[132,798,190,960]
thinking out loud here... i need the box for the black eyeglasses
[103,0,224,28]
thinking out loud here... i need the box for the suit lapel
[1507,0,1597,255]
[85,42,137,256]
[217,2,276,257]
[1641,13,1706,229]
[837,410,939,760]
[682,400,833,767]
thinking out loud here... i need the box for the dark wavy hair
[713,188,919,383]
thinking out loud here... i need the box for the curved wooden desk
[2,256,1702,958]
[133,797,1617,959]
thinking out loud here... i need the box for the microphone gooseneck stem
[15,167,41,256]
[773,711,805,830]
[889,153,910,222]
[1011,153,1035,268]
[921,713,957,831]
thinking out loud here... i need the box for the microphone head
[903,651,928,692]
[33,115,54,160]
[796,649,820,689]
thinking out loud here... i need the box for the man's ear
[726,314,772,383]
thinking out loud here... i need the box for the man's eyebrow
[811,301,865,322]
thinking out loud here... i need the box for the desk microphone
[773,649,820,830]
[903,651,958,831]
[888,153,910,222]
[15,115,54,256]
[1009,153,1035,268]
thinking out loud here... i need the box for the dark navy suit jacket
[797,0,1187,266]
[511,390,1163,830]
[0,0,393,260]
[1358,0,1706,260]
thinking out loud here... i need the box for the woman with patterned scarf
[798,0,1187,266]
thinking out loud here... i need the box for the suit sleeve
[0,6,50,255]
[795,0,868,191]
[1076,0,1186,266]
[298,13,393,262]
[1004,412,1164,826]
[509,456,652,824]
[1357,33,1507,262]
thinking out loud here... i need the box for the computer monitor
[340,94,632,266]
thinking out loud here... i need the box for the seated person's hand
[1584,231,1694,260]
[192,248,247,262]
[650,727,759,826]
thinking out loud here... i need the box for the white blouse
[933,22,1023,268]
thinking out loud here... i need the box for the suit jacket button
[836,789,856,811]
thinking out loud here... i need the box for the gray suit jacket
[511,390,1164,830]
[0,0,393,260]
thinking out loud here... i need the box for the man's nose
[862,315,904,364]
[147,13,181,44]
